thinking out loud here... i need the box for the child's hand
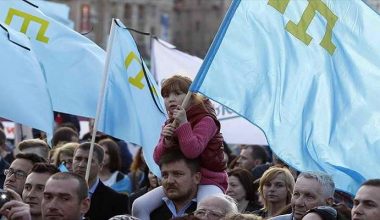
[162,124,175,137]
[162,124,175,147]
[172,105,188,126]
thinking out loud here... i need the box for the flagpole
[171,92,192,127]
[85,18,117,183]
[181,92,192,109]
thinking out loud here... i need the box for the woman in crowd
[98,138,132,194]
[52,142,79,171]
[255,166,295,218]
[226,168,261,213]
[223,141,237,170]
[128,170,161,212]
[128,147,149,193]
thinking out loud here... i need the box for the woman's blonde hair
[52,142,79,166]
[258,166,295,210]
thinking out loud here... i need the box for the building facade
[366,0,380,11]
[54,0,378,58]
[53,0,229,58]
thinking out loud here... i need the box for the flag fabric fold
[191,0,380,194]
[29,0,74,28]
[0,0,105,118]
[0,22,54,135]
[97,20,167,176]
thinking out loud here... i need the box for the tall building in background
[366,0,380,11]
[172,0,230,57]
[51,0,230,58]
[55,0,175,58]
[48,0,379,58]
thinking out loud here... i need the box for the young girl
[132,75,228,219]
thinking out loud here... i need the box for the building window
[124,3,131,20]
[150,26,156,35]
[80,4,91,33]
[195,21,200,32]
[138,5,145,20]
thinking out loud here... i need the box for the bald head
[195,194,238,220]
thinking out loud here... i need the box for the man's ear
[193,172,201,185]
[80,197,91,214]
[254,159,263,166]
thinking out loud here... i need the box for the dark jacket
[244,201,262,213]
[85,181,129,220]
[0,158,9,188]
[150,201,197,220]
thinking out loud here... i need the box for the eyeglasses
[61,159,73,166]
[193,209,225,219]
[4,168,27,179]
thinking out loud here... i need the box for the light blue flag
[97,19,167,176]
[190,0,380,195]
[0,0,105,118]
[29,0,74,28]
[0,22,53,135]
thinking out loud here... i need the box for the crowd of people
[0,75,379,220]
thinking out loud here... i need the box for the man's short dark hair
[31,163,60,175]
[15,153,47,164]
[49,172,88,201]
[249,145,269,163]
[75,142,104,164]
[158,149,200,173]
[361,179,380,187]
[51,127,79,147]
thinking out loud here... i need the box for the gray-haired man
[271,171,335,220]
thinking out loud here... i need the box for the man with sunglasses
[3,153,45,195]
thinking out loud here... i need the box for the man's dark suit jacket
[150,201,197,220]
[0,158,9,188]
[85,181,129,220]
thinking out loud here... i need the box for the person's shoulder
[96,181,129,200]
[245,201,262,213]
[150,203,171,220]
[269,213,293,220]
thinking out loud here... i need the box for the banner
[0,22,53,135]
[29,0,74,28]
[98,20,167,175]
[190,0,380,194]
[0,0,105,118]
